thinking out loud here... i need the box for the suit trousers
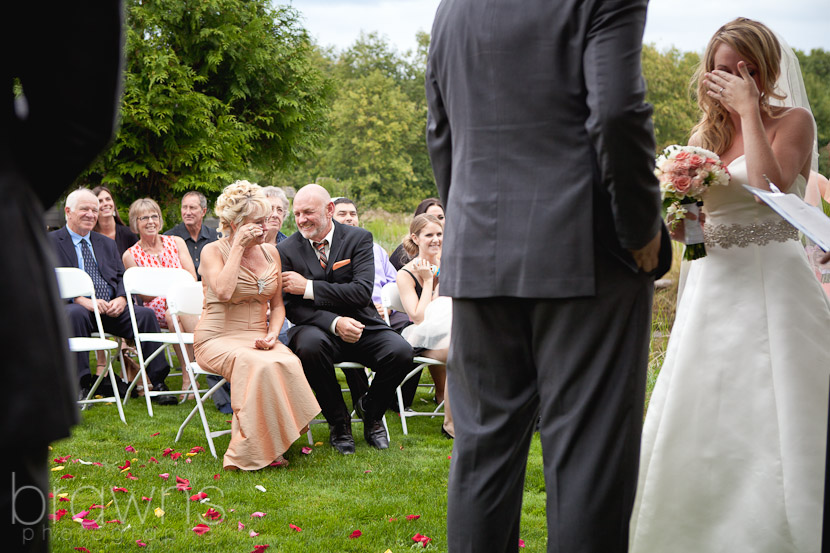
[288,324,412,425]
[65,303,170,386]
[446,252,653,553]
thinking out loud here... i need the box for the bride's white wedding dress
[630,156,830,552]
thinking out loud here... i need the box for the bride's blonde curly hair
[691,18,784,155]
[214,180,271,236]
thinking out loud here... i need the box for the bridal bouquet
[656,145,730,260]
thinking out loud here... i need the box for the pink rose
[673,175,692,194]
[688,154,705,167]
[674,150,690,161]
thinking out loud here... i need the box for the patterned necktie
[80,240,112,301]
[313,240,328,269]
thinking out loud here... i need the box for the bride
[630,18,830,552]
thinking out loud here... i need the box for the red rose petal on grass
[112,487,128,493]
[73,511,90,520]
[55,455,72,464]
[388,517,397,522]
[190,446,204,454]
[59,497,70,502]
[158,473,170,480]
[519,538,526,548]
[141,496,152,502]
[413,533,432,547]
[92,462,103,467]
[288,523,301,532]
[171,452,182,460]
[151,432,160,437]
[300,446,312,455]
[148,457,159,464]
[60,474,74,479]
[49,492,54,498]
[74,548,91,552]
[136,539,148,547]
[49,509,68,521]
[118,461,130,470]
[213,474,221,480]
[106,519,122,524]
[126,473,139,481]
[251,546,269,553]
[349,530,362,539]
[192,523,211,535]
[81,519,100,530]
[203,508,222,520]
[406,514,421,520]
[190,492,208,502]
[162,448,174,457]
[89,504,104,510]
[250,511,266,518]
[125,445,137,453]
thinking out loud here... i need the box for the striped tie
[313,240,328,269]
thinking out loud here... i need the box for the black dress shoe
[329,422,355,455]
[151,381,177,406]
[354,394,389,449]
[78,375,92,401]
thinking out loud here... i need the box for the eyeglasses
[272,207,286,216]
[138,214,160,222]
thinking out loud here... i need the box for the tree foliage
[79,0,331,212]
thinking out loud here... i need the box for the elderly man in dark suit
[425,1,670,551]
[278,184,412,454]
[50,188,175,405]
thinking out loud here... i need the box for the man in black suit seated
[50,188,175,405]
[278,184,412,454]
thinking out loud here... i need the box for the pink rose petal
[106,519,122,524]
[519,538,526,548]
[190,492,208,502]
[249,530,259,537]
[112,487,128,493]
[300,446,312,455]
[136,539,148,547]
[81,519,100,530]
[250,511,266,518]
[125,445,137,453]
[158,473,170,480]
[74,548,91,552]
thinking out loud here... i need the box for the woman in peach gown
[195,180,320,471]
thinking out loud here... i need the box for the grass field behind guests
[43,223,683,553]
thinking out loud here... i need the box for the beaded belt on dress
[703,220,798,249]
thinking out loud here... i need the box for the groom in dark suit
[50,188,174,404]
[278,184,412,454]
[426,0,669,551]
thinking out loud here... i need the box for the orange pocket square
[332,259,351,270]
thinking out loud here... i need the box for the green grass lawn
[48,374,547,553]
[47,240,683,553]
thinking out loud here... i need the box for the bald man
[277,185,412,454]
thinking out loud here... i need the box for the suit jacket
[0,1,123,448]
[277,221,387,333]
[426,0,668,299]
[50,227,128,299]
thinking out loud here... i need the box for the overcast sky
[287,0,830,55]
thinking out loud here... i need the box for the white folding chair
[54,267,127,424]
[123,266,196,416]
[381,281,445,435]
[167,281,231,459]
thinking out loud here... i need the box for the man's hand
[335,317,365,343]
[374,303,386,317]
[75,296,107,313]
[104,296,127,317]
[628,230,661,273]
[281,271,308,295]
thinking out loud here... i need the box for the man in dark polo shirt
[164,190,218,277]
